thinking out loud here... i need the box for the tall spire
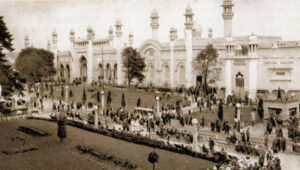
[24,33,29,48]
[222,0,234,37]
[150,9,159,40]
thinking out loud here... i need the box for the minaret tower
[87,25,94,83]
[150,9,159,41]
[128,31,133,47]
[222,0,234,37]
[52,28,58,69]
[115,18,124,85]
[184,4,194,87]
[69,28,75,83]
[169,27,176,88]
[248,33,258,100]
[208,28,213,38]
[224,36,234,97]
[24,34,29,48]
[47,40,51,51]
[108,26,114,46]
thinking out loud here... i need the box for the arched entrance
[235,72,245,99]
[98,64,104,81]
[106,63,111,83]
[113,64,117,84]
[163,64,170,87]
[80,57,87,82]
[149,64,155,84]
[60,64,64,80]
[178,65,185,86]
[65,64,70,82]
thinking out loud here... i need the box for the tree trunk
[153,163,155,170]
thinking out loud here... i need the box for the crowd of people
[26,82,292,169]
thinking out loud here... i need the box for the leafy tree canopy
[122,47,146,86]
[0,16,24,96]
[193,44,218,92]
[15,47,56,85]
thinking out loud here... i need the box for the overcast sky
[1,0,300,51]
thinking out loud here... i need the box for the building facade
[26,0,300,101]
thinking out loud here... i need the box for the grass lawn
[0,120,216,170]
[48,85,183,112]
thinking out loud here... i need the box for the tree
[121,93,126,108]
[107,90,112,105]
[122,47,146,86]
[193,44,218,93]
[82,88,86,104]
[0,16,24,96]
[257,98,264,120]
[136,97,141,107]
[218,100,223,121]
[61,86,64,99]
[15,47,56,88]
[148,151,159,170]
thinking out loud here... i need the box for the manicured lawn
[0,120,216,170]
[48,85,184,112]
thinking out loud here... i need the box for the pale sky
[1,0,300,51]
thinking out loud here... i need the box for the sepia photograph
[0,0,300,169]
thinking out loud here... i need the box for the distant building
[24,0,300,100]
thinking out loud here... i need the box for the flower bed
[76,145,138,169]
[26,116,234,164]
[235,143,261,156]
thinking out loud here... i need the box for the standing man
[251,107,256,126]
[246,127,250,143]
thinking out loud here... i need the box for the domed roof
[52,28,57,36]
[129,31,133,37]
[70,28,75,34]
[192,22,202,32]
[25,33,29,40]
[169,27,176,32]
[87,25,93,32]
[208,28,213,33]
[249,32,257,44]
[185,4,194,16]
[151,9,159,18]
[115,17,122,26]
[192,22,202,37]
[109,26,113,34]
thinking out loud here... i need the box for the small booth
[263,99,299,122]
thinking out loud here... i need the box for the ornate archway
[163,64,170,87]
[113,64,117,84]
[178,65,185,86]
[148,64,155,84]
[65,64,70,82]
[98,64,104,81]
[106,63,111,82]
[60,64,64,80]
[235,72,245,99]
[80,57,87,82]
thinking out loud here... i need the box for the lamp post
[101,90,105,111]
[94,104,98,129]
[192,118,200,152]
[156,96,160,118]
